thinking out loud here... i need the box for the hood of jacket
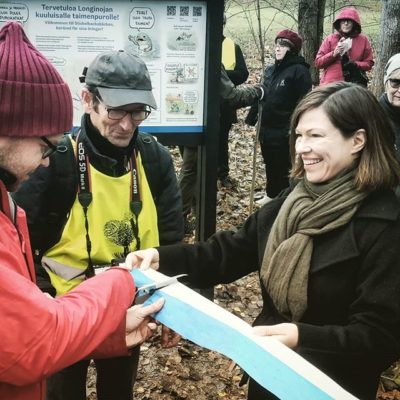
[333,8,362,35]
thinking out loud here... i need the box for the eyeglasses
[388,79,400,89]
[40,137,58,159]
[340,19,353,24]
[96,97,151,121]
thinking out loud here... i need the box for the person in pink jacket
[0,21,164,400]
[315,7,374,86]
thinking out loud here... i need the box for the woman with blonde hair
[128,82,400,400]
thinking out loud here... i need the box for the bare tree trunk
[298,0,326,85]
[256,0,265,70]
[370,0,400,96]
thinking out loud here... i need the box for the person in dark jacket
[179,64,263,233]
[379,53,400,160]
[14,51,183,400]
[128,82,400,400]
[246,29,312,206]
[218,14,249,188]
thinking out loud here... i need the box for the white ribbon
[131,269,358,400]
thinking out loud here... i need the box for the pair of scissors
[134,273,188,304]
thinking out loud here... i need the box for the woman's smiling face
[295,107,365,183]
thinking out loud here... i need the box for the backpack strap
[39,134,78,252]
[136,132,162,200]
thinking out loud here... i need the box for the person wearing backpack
[14,50,184,400]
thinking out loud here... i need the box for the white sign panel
[0,1,207,133]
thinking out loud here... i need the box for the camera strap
[75,133,142,279]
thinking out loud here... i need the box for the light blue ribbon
[131,269,357,400]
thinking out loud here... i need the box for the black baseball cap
[83,50,157,109]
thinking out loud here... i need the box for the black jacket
[157,188,400,400]
[14,115,184,293]
[221,36,249,124]
[379,93,400,161]
[246,53,312,144]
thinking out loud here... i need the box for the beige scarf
[261,170,367,321]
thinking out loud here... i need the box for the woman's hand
[333,37,345,57]
[252,323,299,348]
[125,248,160,270]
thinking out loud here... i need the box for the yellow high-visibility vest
[44,138,159,296]
[222,37,236,71]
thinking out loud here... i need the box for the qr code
[193,6,202,17]
[167,6,176,16]
[180,6,189,16]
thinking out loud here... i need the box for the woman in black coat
[128,83,400,400]
[246,29,312,205]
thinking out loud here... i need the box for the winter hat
[275,30,303,53]
[384,53,400,85]
[81,50,157,109]
[0,21,72,137]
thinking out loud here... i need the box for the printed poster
[0,1,207,133]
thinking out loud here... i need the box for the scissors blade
[135,273,188,298]
[153,273,188,290]
[134,273,187,304]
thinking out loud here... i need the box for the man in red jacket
[0,21,164,400]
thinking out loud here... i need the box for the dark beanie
[0,21,73,137]
[275,29,303,53]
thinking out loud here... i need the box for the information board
[0,1,207,134]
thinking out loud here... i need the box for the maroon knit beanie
[275,30,303,53]
[0,21,72,137]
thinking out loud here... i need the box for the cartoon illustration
[185,65,197,79]
[128,32,153,54]
[176,32,192,41]
[167,30,197,51]
[168,64,198,84]
[126,31,160,59]
[184,104,195,115]
[165,92,198,116]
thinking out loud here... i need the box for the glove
[245,104,258,126]
[343,60,357,71]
